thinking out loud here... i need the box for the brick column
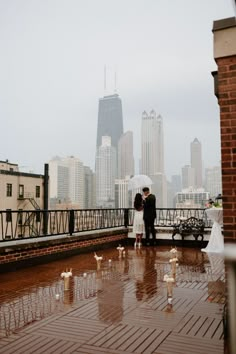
[213,17,236,243]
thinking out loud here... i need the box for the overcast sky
[0,0,234,179]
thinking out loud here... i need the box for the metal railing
[0,208,212,242]
[132,208,212,228]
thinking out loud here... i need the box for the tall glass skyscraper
[96,136,116,208]
[118,131,134,179]
[95,93,124,207]
[141,110,164,176]
[96,93,123,149]
[49,156,84,208]
[191,138,203,189]
[141,110,166,207]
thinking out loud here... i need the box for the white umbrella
[128,175,153,191]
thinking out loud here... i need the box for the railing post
[43,210,48,235]
[43,164,49,235]
[69,210,75,235]
[124,208,129,228]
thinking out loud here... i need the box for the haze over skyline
[0,0,234,179]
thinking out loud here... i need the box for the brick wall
[217,55,236,242]
[0,229,128,269]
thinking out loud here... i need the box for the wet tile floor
[0,246,225,353]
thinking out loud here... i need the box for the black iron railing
[156,208,211,227]
[0,208,212,241]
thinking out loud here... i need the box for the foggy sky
[0,0,234,179]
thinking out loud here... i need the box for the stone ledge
[0,227,127,254]
[0,228,128,272]
[213,17,236,32]
[213,17,236,59]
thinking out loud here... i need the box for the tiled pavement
[0,246,225,353]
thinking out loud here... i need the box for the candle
[117,245,125,258]
[94,253,103,270]
[61,269,73,291]
[169,256,178,280]
[163,274,175,302]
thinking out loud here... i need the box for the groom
[142,187,157,246]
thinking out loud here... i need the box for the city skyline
[46,118,221,210]
[46,132,222,208]
[0,1,233,180]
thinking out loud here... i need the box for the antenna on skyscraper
[104,65,107,94]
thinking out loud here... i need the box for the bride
[133,193,145,248]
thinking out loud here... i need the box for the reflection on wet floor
[0,246,225,338]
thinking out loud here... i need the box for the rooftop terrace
[0,245,225,354]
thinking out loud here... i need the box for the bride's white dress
[133,210,145,234]
[202,208,224,253]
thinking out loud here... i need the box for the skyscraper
[141,110,164,176]
[168,175,182,207]
[191,138,203,188]
[49,157,69,203]
[115,176,132,208]
[182,165,195,190]
[205,166,222,198]
[66,156,84,208]
[84,166,95,209]
[95,93,124,206]
[96,94,123,149]
[118,131,134,179]
[171,175,182,194]
[175,190,209,208]
[49,156,84,208]
[96,136,116,208]
[150,173,167,208]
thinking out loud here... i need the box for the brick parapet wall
[216,55,236,242]
[0,228,128,267]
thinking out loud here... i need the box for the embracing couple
[133,187,157,247]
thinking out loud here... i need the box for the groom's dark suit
[143,193,157,245]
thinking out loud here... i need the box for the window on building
[6,209,12,222]
[36,186,40,198]
[19,184,24,199]
[6,184,12,197]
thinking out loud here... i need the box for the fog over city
[0,0,234,178]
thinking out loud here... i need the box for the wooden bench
[172,216,205,242]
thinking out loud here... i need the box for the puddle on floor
[0,245,225,337]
